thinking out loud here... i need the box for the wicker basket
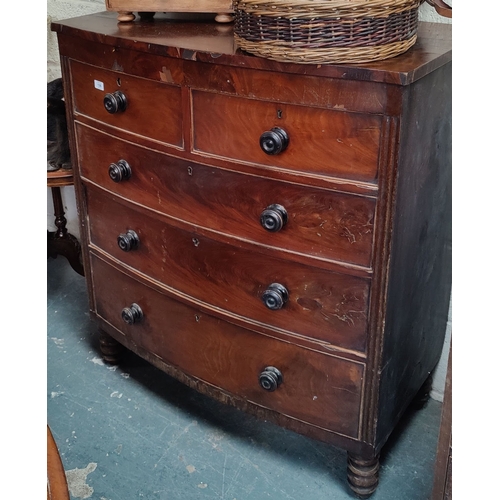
[234,0,424,64]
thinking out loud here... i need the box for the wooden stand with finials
[105,0,234,23]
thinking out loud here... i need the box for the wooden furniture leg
[215,13,234,22]
[347,453,380,498]
[138,11,155,20]
[117,11,135,22]
[99,330,123,365]
[47,170,84,276]
[411,373,434,410]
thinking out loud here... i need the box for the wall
[47,1,452,399]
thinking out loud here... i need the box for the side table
[47,169,84,276]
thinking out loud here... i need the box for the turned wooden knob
[117,229,139,252]
[259,366,283,391]
[109,159,132,182]
[260,204,288,232]
[104,90,127,114]
[121,303,143,325]
[262,283,288,310]
[260,127,289,155]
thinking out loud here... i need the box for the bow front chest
[52,13,452,497]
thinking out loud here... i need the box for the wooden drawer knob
[260,127,289,155]
[121,303,143,325]
[260,204,288,232]
[262,283,288,310]
[117,229,139,252]
[109,159,132,182]
[103,90,127,114]
[259,366,283,392]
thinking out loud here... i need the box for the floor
[47,255,443,500]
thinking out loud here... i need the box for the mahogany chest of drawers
[52,12,452,497]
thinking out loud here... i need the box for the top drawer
[192,91,382,183]
[69,60,183,147]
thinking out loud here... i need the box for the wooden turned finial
[117,11,136,22]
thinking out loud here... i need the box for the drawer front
[91,254,364,438]
[86,188,370,352]
[69,60,183,147]
[192,91,382,182]
[76,124,376,268]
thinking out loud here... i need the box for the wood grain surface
[86,186,371,352]
[76,123,376,269]
[91,254,364,438]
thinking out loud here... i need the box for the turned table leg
[99,330,122,365]
[47,184,84,276]
[347,453,380,498]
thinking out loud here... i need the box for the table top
[47,169,74,188]
[52,11,451,86]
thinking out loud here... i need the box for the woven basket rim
[234,0,423,18]
[234,0,422,64]
[235,33,418,64]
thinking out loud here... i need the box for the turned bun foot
[215,13,234,23]
[347,453,380,498]
[117,11,135,22]
[99,331,122,365]
[138,12,156,21]
[411,373,433,410]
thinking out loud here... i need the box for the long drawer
[86,187,371,352]
[91,254,364,438]
[192,90,382,182]
[69,60,183,147]
[76,123,376,268]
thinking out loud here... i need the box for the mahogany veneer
[52,12,452,497]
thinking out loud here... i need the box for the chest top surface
[52,11,451,85]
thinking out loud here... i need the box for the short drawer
[86,188,370,352]
[76,124,376,268]
[192,90,382,182]
[69,60,183,147]
[91,254,364,438]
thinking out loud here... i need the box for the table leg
[47,186,84,276]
